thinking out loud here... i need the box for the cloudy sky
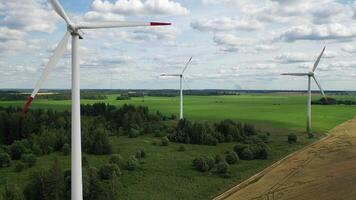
[1,0,356,90]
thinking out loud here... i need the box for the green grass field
[1,93,355,133]
[0,93,355,199]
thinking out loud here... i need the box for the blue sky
[1,0,356,90]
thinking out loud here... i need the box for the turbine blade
[182,56,193,74]
[281,73,309,76]
[23,31,70,114]
[49,0,72,25]
[76,21,171,30]
[312,46,326,72]
[312,76,326,98]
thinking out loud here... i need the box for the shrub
[126,155,139,171]
[216,162,229,174]
[205,135,218,146]
[193,156,215,172]
[205,156,215,170]
[233,143,248,155]
[9,141,26,160]
[214,154,223,164]
[244,124,256,136]
[240,147,254,160]
[225,151,239,164]
[99,164,121,180]
[178,145,186,152]
[135,149,146,159]
[109,154,124,168]
[161,136,170,146]
[308,133,314,139]
[2,182,24,200]
[21,154,37,167]
[15,162,25,172]
[128,128,140,138]
[62,143,70,155]
[0,152,11,168]
[288,133,297,144]
[192,157,209,172]
[258,134,269,143]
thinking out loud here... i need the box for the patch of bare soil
[215,118,356,200]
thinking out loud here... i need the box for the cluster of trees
[312,97,356,105]
[116,94,131,100]
[14,158,120,200]
[169,119,265,146]
[0,92,107,101]
[1,149,147,200]
[192,153,236,176]
[0,104,166,173]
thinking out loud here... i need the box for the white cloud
[342,44,356,54]
[0,0,59,33]
[84,11,125,21]
[273,53,311,64]
[278,23,356,42]
[90,0,189,16]
[213,34,274,54]
[191,17,262,32]
[0,27,25,41]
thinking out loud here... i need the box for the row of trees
[169,119,262,146]
[0,93,108,101]
[312,97,356,105]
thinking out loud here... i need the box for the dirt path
[214,118,356,200]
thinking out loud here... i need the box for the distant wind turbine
[281,46,327,133]
[161,57,193,120]
[22,0,170,199]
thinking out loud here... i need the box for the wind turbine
[281,46,327,133]
[22,0,170,199]
[161,57,193,120]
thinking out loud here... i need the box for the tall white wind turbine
[161,57,193,120]
[281,46,327,133]
[22,1,170,199]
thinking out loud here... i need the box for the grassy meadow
[1,93,355,133]
[0,93,355,199]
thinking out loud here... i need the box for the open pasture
[1,93,355,133]
[0,93,355,199]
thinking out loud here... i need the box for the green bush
[9,141,26,160]
[205,156,215,170]
[192,156,215,172]
[129,128,140,138]
[126,155,139,171]
[161,136,170,146]
[99,164,121,180]
[233,143,249,155]
[0,152,11,168]
[109,154,125,168]
[288,133,297,144]
[216,162,229,174]
[178,145,186,152]
[21,154,37,167]
[62,143,70,155]
[240,147,254,160]
[192,157,209,172]
[225,151,239,164]
[135,149,146,159]
[2,182,24,200]
[15,162,25,172]
[214,154,223,164]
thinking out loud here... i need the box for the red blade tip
[150,22,171,26]
[22,97,34,114]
